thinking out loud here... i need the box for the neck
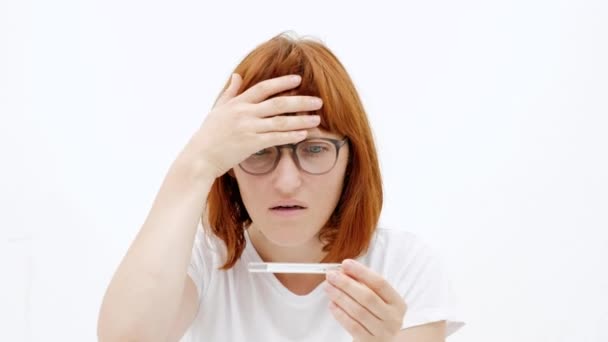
[246,224,328,295]
[246,225,327,263]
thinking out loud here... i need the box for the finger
[341,259,404,307]
[325,282,385,336]
[215,73,242,107]
[255,130,309,149]
[237,74,302,104]
[326,270,390,321]
[255,114,320,133]
[253,95,323,118]
[328,301,374,340]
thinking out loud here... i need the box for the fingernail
[310,97,323,106]
[308,115,320,123]
[343,259,356,270]
[292,75,302,83]
[327,271,339,282]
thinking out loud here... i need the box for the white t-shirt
[181,225,465,341]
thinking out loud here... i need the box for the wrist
[174,129,225,180]
[170,151,219,187]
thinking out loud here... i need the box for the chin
[258,225,317,247]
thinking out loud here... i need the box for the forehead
[306,127,341,139]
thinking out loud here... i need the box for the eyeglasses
[239,137,348,175]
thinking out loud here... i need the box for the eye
[253,149,270,156]
[306,145,327,153]
[301,141,331,154]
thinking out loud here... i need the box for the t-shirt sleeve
[186,223,213,299]
[395,236,465,337]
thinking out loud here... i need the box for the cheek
[315,174,346,212]
[233,174,265,208]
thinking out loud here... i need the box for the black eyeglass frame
[238,137,349,175]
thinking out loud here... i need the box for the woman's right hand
[182,73,323,180]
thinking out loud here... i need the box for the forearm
[97,151,216,341]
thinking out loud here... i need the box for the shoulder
[363,229,466,337]
[360,227,442,277]
[368,227,434,256]
[188,223,227,285]
[193,222,228,260]
[371,227,421,244]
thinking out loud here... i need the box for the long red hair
[205,32,383,269]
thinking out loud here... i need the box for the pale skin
[325,259,447,342]
[97,73,446,341]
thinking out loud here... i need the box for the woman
[98,32,464,341]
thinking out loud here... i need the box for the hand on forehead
[274,112,338,138]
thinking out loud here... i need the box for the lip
[269,200,308,210]
[269,207,307,218]
[268,200,308,218]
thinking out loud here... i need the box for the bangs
[233,35,353,136]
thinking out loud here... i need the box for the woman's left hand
[325,259,407,342]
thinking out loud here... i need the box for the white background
[1,0,607,341]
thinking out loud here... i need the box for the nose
[271,149,302,194]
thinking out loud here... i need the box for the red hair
[204,32,383,269]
